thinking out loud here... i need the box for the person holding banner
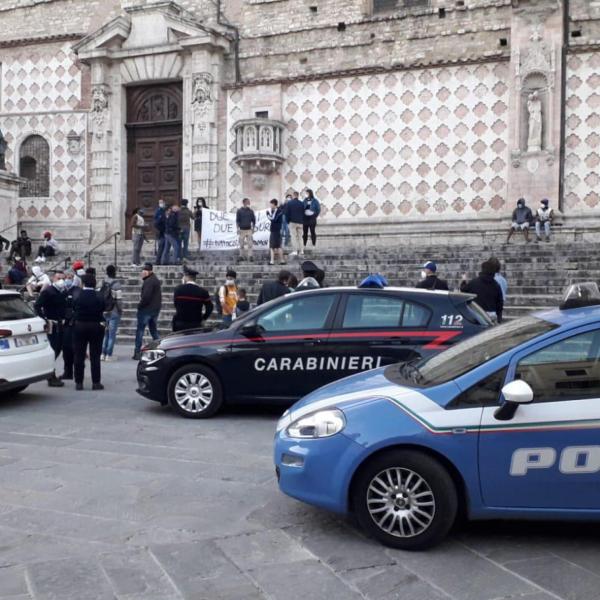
[267,199,286,266]
[236,198,256,262]
[194,197,208,251]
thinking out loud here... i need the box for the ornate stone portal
[74,1,230,239]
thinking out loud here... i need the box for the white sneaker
[100,355,106,361]
[35,256,42,263]
[289,251,298,257]
[104,356,116,362]
[130,263,139,267]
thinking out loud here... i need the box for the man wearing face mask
[172,267,213,332]
[218,269,238,327]
[415,261,449,291]
[34,270,67,387]
[133,263,162,361]
[535,198,554,242]
[507,198,533,244]
[60,271,81,381]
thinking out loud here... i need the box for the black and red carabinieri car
[136,286,492,418]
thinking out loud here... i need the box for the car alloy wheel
[167,364,224,419]
[352,449,457,550]
[174,372,214,414]
[366,467,435,538]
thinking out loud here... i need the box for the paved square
[0,346,598,600]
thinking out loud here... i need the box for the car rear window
[0,295,35,320]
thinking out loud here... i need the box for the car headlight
[140,349,165,364]
[286,409,345,439]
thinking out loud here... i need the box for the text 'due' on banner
[200,209,271,251]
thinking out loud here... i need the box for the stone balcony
[232,118,285,173]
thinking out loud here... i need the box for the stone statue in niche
[0,129,7,171]
[527,91,542,152]
[191,73,213,118]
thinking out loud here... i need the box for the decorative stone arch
[127,84,183,124]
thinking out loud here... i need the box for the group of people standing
[235,189,321,264]
[33,263,123,390]
[415,258,506,324]
[131,197,208,267]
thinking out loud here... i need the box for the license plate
[15,335,38,348]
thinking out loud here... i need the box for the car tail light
[0,329,13,338]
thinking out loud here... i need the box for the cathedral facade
[0,0,598,242]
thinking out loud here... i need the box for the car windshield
[385,315,558,388]
[0,295,35,320]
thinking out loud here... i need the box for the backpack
[100,280,116,313]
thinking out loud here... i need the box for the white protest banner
[200,208,271,251]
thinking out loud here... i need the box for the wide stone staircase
[21,239,593,343]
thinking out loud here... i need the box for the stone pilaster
[0,171,25,238]
[507,0,564,209]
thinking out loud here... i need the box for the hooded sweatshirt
[460,272,503,322]
[512,204,533,225]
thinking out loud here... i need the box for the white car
[0,290,54,394]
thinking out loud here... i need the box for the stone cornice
[223,54,510,89]
[0,33,82,49]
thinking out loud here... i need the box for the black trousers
[73,322,104,385]
[47,326,63,359]
[37,245,56,258]
[172,318,203,333]
[62,324,74,377]
[303,219,317,246]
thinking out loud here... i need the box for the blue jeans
[222,314,233,327]
[135,310,160,353]
[161,233,181,264]
[181,228,190,258]
[155,235,166,265]
[102,314,121,356]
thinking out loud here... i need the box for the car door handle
[303,338,322,346]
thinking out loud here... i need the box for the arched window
[19,135,49,197]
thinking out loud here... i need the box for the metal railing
[0,221,19,238]
[85,232,120,269]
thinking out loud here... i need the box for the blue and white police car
[275,284,600,549]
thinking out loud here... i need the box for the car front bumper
[136,360,169,404]
[274,429,366,514]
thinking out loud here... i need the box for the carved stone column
[88,60,115,238]
[508,1,564,210]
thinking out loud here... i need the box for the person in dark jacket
[236,197,256,262]
[415,261,449,291]
[133,263,162,360]
[72,273,106,390]
[7,257,27,285]
[284,191,305,257]
[267,198,286,265]
[8,230,31,261]
[172,267,213,332]
[178,199,193,259]
[161,205,181,265]
[506,198,533,244]
[257,270,291,305]
[35,270,67,387]
[194,197,208,251]
[302,188,321,251]
[60,270,81,380]
[460,260,504,323]
[154,199,166,265]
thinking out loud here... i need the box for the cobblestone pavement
[0,347,599,600]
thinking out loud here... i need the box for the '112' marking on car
[510,446,600,476]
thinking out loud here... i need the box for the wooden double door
[126,83,183,238]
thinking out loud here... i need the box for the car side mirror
[494,380,534,421]
[240,321,261,338]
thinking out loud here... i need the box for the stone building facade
[0,0,598,242]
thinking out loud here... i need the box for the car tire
[167,364,223,419]
[352,449,457,550]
